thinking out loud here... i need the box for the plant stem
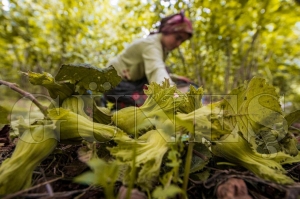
[105,184,115,199]
[0,79,48,117]
[125,140,137,199]
[182,137,195,197]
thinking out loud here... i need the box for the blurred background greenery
[1,0,300,111]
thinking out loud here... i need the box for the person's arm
[142,46,175,85]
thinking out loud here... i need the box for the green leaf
[190,143,212,173]
[220,77,286,142]
[93,102,112,124]
[152,185,183,199]
[189,169,210,182]
[108,130,169,189]
[112,80,185,135]
[73,172,95,185]
[74,158,119,187]
[178,86,204,113]
[176,105,232,142]
[212,134,295,185]
[284,110,300,127]
[26,71,74,101]
[55,64,121,94]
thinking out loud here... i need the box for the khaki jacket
[106,33,175,85]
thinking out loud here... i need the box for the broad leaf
[220,77,285,141]
[55,64,121,94]
[284,110,300,127]
[190,143,212,173]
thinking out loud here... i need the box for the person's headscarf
[159,11,193,37]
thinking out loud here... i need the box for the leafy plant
[74,158,119,199]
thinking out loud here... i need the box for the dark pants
[103,77,148,110]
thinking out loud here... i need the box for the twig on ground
[287,163,300,172]
[2,177,63,199]
[40,168,54,197]
[6,187,92,199]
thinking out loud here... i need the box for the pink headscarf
[159,12,193,37]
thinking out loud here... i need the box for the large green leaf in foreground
[285,110,300,127]
[217,77,298,155]
[211,134,299,185]
[55,64,121,94]
[220,77,284,138]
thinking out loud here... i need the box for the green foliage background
[1,0,300,109]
